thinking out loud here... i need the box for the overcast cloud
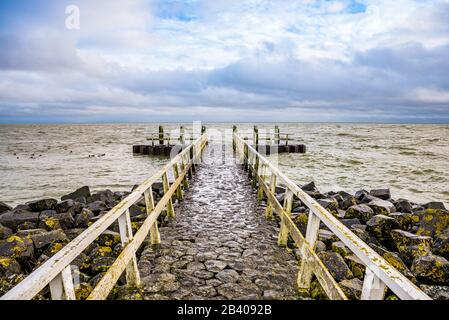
[0,0,448,123]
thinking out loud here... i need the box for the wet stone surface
[136,144,302,300]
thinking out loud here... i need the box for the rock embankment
[284,182,449,300]
[0,185,169,299]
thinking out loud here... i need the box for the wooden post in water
[253,126,259,151]
[232,125,237,152]
[159,125,164,145]
[180,126,185,144]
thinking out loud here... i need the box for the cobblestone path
[137,143,301,300]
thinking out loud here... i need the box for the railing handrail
[1,133,208,300]
[233,133,430,300]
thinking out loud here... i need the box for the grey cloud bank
[0,0,448,123]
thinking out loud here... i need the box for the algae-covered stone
[55,200,75,214]
[416,209,449,237]
[30,229,69,249]
[75,282,93,300]
[434,229,449,260]
[38,216,62,231]
[0,224,12,240]
[344,254,365,280]
[366,215,400,242]
[391,229,433,251]
[423,202,446,210]
[389,213,413,231]
[0,235,34,258]
[395,199,413,213]
[317,251,353,281]
[331,241,351,257]
[317,198,339,215]
[345,204,374,222]
[420,285,449,300]
[39,211,74,230]
[318,230,339,246]
[411,254,449,285]
[115,286,145,300]
[368,199,395,215]
[96,230,121,247]
[26,198,57,212]
[341,196,357,211]
[339,278,363,300]
[75,208,94,228]
[91,256,116,273]
[310,279,328,300]
[293,212,308,236]
[0,256,22,276]
[339,218,362,229]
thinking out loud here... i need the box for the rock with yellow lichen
[366,215,400,242]
[339,278,363,300]
[0,256,22,277]
[317,251,353,282]
[415,209,449,238]
[411,254,449,285]
[0,224,13,240]
[434,229,449,260]
[0,235,34,258]
[96,230,121,247]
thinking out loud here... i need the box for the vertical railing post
[275,125,280,145]
[361,268,387,300]
[252,153,259,188]
[232,125,237,153]
[173,162,183,200]
[265,173,276,220]
[118,209,141,286]
[257,164,265,202]
[181,154,189,189]
[253,126,259,152]
[144,188,161,245]
[278,189,293,246]
[297,211,321,291]
[162,172,175,218]
[49,265,76,300]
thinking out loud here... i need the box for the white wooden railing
[1,134,208,300]
[233,132,431,300]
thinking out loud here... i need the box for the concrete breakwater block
[133,144,186,157]
[254,144,306,155]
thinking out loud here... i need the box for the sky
[0,0,449,124]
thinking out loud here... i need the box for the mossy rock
[0,224,13,240]
[345,204,374,222]
[344,254,365,280]
[96,231,121,247]
[310,279,328,300]
[411,254,449,285]
[434,229,449,260]
[293,212,308,236]
[391,229,433,253]
[0,256,22,276]
[416,209,449,238]
[339,278,362,300]
[317,251,353,282]
[331,241,351,257]
[75,282,94,300]
[0,235,34,258]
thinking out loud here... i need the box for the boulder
[423,202,446,210]
[293,212,308,235]
[0,211,40,231]
[0,202,12,214]
[395,199,413,213]
[345,204,374,222]
[87,190,114,205]
[416,209,449,238]
[39,211,74,230]
[317,198,339,215]
[369,189,391,200]
[344,254,365,280]
[339,278,363,300]
[389,213,413,230]
[216,269,239,283]
[38,216,62,231]
[30,230,69,249]
[317,251,353,281]
[87,201,108,213]
[0,235,34,258]
[310,279,328,300]
[0,256,22,277]
[129,204,146,218]
[318,230,339,246]
[301,181,317,192]
[359,194,377,204]
[0,224,13,240]
[61,186,91,202]
[354,190,369,201]
[96,230,121,247]
[331,241,351,257]
[341,196,357,211]
[366,215,400,242]
[315,241,327,253]
[391,230,433,253]
[434,229,449,260]
[25,199,58,212]
[351,228,380,246]
[368,199,395,215]
[67,202,86,216]
[420,285,449,300]
[55,200,75,213]
[75,208,94,228]
[339,218,362,229]
[90,256,116,273]
[411,254,449,285]
[65,228,86,241]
